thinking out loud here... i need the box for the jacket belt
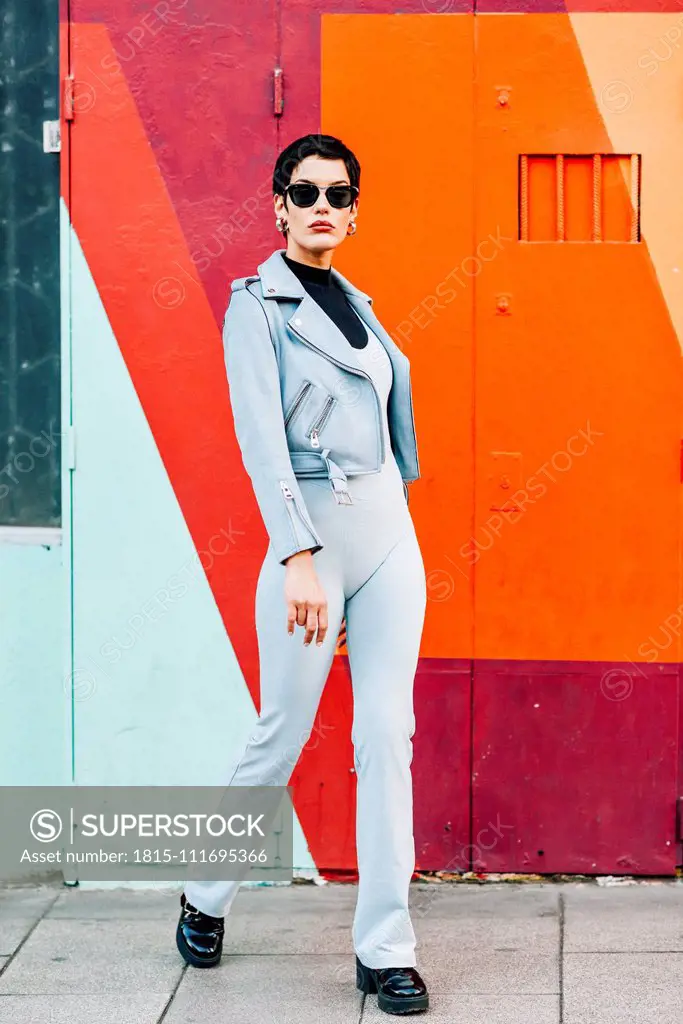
[289,448,353,505]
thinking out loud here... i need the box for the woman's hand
[283,550,328,646]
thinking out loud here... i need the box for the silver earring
[347,220,357,236]
[276,216,288,232]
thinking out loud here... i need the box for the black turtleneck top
[282,254,368,350]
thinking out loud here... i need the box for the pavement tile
[362,992,559,1023]
[0,919,182,995]
[410,882,556,916]
[564,951,683,1024]
[0,886,61,957]
[0,994,169,1024]
[0,922,43,959]
[220,882,357,954]
[47,886,185,920]
[409,948,558,995]
[563,882,683,952]
[164,953,362,1024]
[0,888,60,918]
[410,883,559,953]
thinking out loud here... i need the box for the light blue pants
[184,457,426,968]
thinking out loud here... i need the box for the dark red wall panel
[472,660,679,874]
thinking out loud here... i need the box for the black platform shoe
[176,892,225,968]
[356,955,429,1014]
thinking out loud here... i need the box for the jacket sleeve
[222,285,324,565]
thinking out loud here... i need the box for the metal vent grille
[519,154,641,243]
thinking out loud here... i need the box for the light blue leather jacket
[222,247,420,565]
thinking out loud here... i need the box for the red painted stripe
[65,23,264,709]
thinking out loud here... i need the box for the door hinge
[273,66,284,117]
[63,74,75,122]
[64,425,76,471]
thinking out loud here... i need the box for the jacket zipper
[287,323,385,466]
[307,396,337,448]
[284,380,314,430]
[279,480,318,544]
[280,481,301,548]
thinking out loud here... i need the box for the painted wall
[0,539,68,788]
[56,1,683,878]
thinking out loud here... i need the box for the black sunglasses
[284,182,359,209]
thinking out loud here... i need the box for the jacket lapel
[257,248,403,381]
[290,291,380,376]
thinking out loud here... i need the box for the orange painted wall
[323,12,683,666]
[322,14,476,660]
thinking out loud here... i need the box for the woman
[176,134,429,1016]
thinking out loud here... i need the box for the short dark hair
[272,133,361,198]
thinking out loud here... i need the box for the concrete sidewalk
[1,878,683,1023]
